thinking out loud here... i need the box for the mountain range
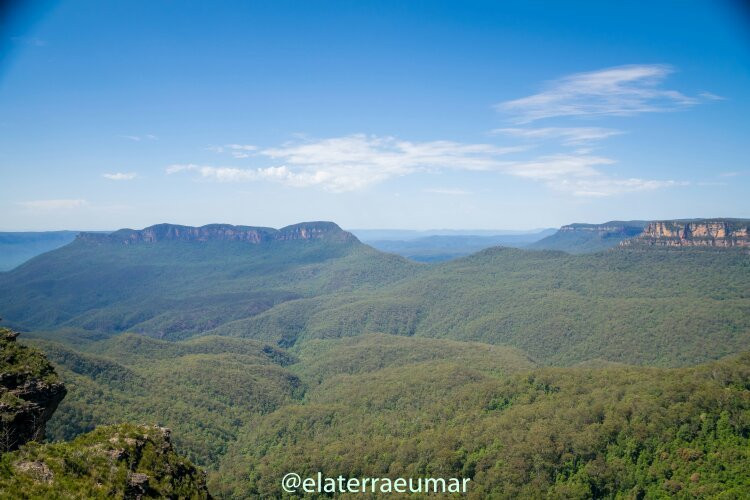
[1,218,749,497]
[4,219,747,271]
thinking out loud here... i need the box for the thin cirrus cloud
[166,164,297,183]
[208,144,259,158]
[118,134,158,142]
[169,134,523,192]
[167,64,704,198]
[18,199,88,210]
[103,172,137,181]
[492,127,623,145]
[496,64,698,123]
[698,91,725,101]
[502,154,684,197]
[558,178,684,198]
[503,154,614,180]
[423,188,472,195]
[167,133,683,197]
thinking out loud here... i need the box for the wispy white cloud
[423,188,471,195]
[167,65,708,198]
[557,178,684,197]
[103,172,137,181]
[502,154,684,196]
[208,144,258,158]
[167,164,294,183]
[226,144,257,151]
[118,134,158,142]
[226,144,257,158]
[18,199,87,210]
[481,64,699,196]
[497,64,697,123]
[259,134,522,191]
[172,134,522,192]
[165,164,195,175]
[504,154,613,180]
[492,127,623,145]
[699,91,725,101]
[169,133,684,197]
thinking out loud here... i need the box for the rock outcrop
[77,221,357,245]
[622,219,750,248]
[0,329,211,497]
[0,328,66,452]
[1,423,212,498]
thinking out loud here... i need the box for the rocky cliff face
[77,221,357,245]
[0,328,66,452]
[623,219,750,248]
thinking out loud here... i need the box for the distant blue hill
[356,229,556,262]
[0,231,81,271]
[351,228,554,241]
[527,221,649,254]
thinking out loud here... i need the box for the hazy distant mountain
[527,221,649,253]
[365,230,556,262]
[0,231,79,271]
[351,228,554,241]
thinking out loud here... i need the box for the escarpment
[623,219,750,248]
[76,221,358,245]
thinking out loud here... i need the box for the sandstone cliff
[622,219,750,248]
[76,221,357,245]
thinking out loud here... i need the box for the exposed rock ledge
[622,219,750,248]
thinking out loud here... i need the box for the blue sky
[1,0,749,230]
